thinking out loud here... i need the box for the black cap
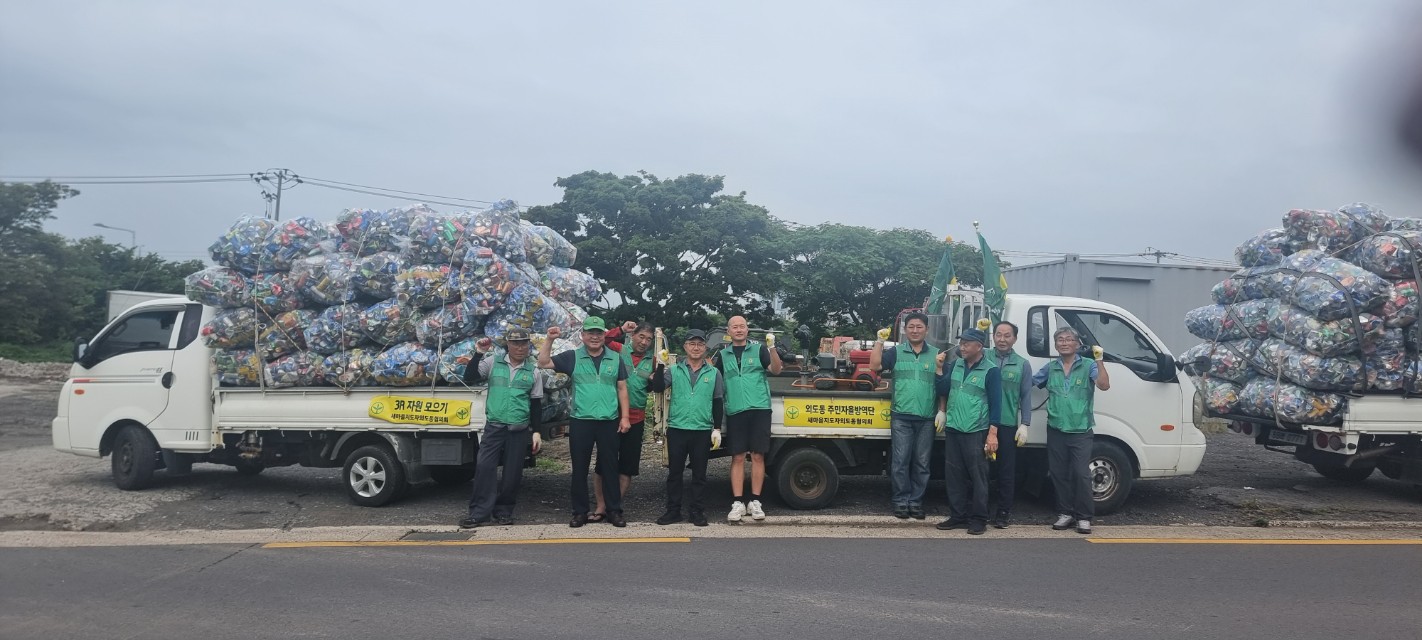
[504,327,532,342]
[683,330,707,343]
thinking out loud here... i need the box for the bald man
[712,316,782,522]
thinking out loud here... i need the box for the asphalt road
[3,537,1420,640]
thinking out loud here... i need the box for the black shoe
[991,513,1010,529]
[656,510,684,526]
[607,511,627,528]
[495,515,515,526]
[968,521,987,535]
[935,518,968,531]
[893,505,910,519]
[689,511,709,527]
[569,513,588,528]
[909,505,926,520]
[459,517,491,529]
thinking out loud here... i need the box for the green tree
[526,171,787,329]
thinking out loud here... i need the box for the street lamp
[93,223,137,249]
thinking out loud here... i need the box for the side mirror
[1154,352,1179,382]
[73,337,89,366]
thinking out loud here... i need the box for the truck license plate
[1267,430,1307,446]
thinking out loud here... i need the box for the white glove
[656,349,671,365]
[765,332,776,348]
[1015,425,1028,447]
[934,410,946,433]
[710,429,722,450]
[1092,346,1104,361]
[876,328,891,342]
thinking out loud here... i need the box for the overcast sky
[3,1,1421,265]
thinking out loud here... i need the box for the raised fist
[546,326,562,340]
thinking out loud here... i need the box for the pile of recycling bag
[1182,204,1422,425]
[186,201,600,390]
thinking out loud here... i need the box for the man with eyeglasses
[1032,327,1111,535]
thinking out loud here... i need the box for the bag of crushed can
[481,283,543,344]
[508,260,542,291]
[1211,265,1292,305]
[1179,339,1259,384]
[528,223,577,268]
[417,302,483,347]
[1185,305,1227,341]
[1219,299,1274,341]
[436,337,487,383]
[370,342,439,386]
[405,209,468,265]
[462,200,527,263]
[1202,378,1247,415]
[257,309,316,360]
[542,387,571,423]
[1362,328,1408,391]
[1284,207,1377,253]
[250,272,304,315]
[559,301,589,333]
[541,369,572,391]
[185,267,253,308]
[201,307,262,349]
[264,352,322,388]
[394,264,459,309]
[1268,303,1383,357]
[1250,338,1364,392]
[360,299,419,345]
[1389,217,1422,232]
[519,220,554,269]
[320,348,377,387]
[1287,254,1390,321]
[335,208,413,255]
[208,217,275,274]
[1380,280,1419,329]
[1350,230,1422,280]
[532,293,573,334]
[1235,228,1302,267]
[290,253,358,306]
[1338,203,1391,234]
[257,216,337,272]
[1239,377,1346,425]
[457,246,515,315]
[1403,355,1422,394]
[352,251,410,298]
[305,303,368,355]
[539,266,602,307]
[212,349,262,386]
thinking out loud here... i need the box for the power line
[0,173,252,180]
[297,180,507,210]
[298,175,500,206]
[1,177,252,185]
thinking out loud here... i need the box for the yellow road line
[263,537,691,549]
[1088,538,1422,545]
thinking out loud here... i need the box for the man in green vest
[1032,327,1111,535]
[459,328,543,528]
[713,315,782,522]
[594,321,666,522]
[989,320,1033,529]
[935,328,1004,536]
[870,312,950,520]
[656,329,725,527]
[540,318,632,528]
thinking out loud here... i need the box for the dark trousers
[467,422,531,521]
[990,425,1018,516]
[1047,428,1095,519]
[569,418,622,515]
[665,427,712,515]
[943,429,990,524]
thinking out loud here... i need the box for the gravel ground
[3,377,1420,532]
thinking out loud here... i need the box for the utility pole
[253,169,298,221]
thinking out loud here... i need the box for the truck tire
[429,464,477,486]
[343,444,407,507]
[1312,462,1375,483]
[233,459,265,476]
[1090,441,1134,515]
[775,447,839,510]
[112,425,159,490]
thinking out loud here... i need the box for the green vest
[946,357,996,433]
[571,347,621,421]
[669,362,718,430]
[720,345,771,415]
[487,357,536,426]
[891,342,940,418]
[994,350,1028,425]
[622,349,656,412]
[1046,358,1095,433]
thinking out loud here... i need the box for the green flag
[979,230,1007,324]
[925,235,956,314]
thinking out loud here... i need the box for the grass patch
[0,342,72,363]
[534,455,568,472]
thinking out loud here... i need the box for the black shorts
[726,409,772,455]
[609,420,645,477]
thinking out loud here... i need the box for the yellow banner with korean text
[368,395,473,427]
[782,397,892,429]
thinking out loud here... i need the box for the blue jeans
[889,415,934,507]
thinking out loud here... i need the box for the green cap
[582,316,607,332]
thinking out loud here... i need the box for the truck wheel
[775,447,839,510]
[343,444,407,507]
[112,425,159,490]
[1312,462,1375,483]
[1090,441,1134,515]
[429,464,477,486]
[234,459,265,476]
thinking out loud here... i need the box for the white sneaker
[728,501,746,522]
[1051,514,1074,530]
[1076,519,1093,535]
[748,500,766,521]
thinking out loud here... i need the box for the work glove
[976,318,992,331]
[765,332,776,348]
[1015,425,1029,447]
[657,349,671,365]
[876,328,891,341]
[711,429,722,450]
[934,410,946,433]
[1092,346,1105,361]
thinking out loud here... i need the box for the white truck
[54,298,500,506]
[759,289,1206,514]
